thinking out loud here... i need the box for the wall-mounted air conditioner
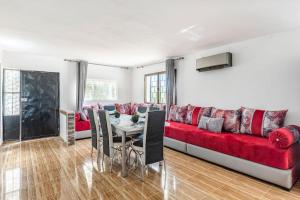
[196,52,232,72]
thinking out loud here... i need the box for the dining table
[110,114,145,177]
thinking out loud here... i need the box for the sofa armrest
[269,125,300,149]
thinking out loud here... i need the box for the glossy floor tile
[0,137,299,200]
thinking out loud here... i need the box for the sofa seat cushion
[165,121,295,170]
[186,127,295,170]
[75,120,91,132]
[165,121,193,142]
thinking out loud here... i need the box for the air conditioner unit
[196,52,232,72]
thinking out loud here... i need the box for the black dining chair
[87,108,102,158]
[130,110,166,180]
[136,105,149,117]
[98,110,132,172]
[149,106,160,111]
[103,105,116,115]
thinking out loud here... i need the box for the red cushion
[75,113,81,121]
[269,125,300,149]
[165,121,190,142]
[75,120,91,131]
[165,121,296,170]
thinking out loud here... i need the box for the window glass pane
[4,93,13,116]
[4,70,20,93]
[159,73,166,104]
[12,94,20,115]
[146,76,151,102]
[85,79,118,101]
[145,72,166,104]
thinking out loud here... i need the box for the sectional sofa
[164,105,300,189]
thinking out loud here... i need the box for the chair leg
[127,148,133,166]
[101,152,105,167]
[137,154,144,181]
[163,159,167,190]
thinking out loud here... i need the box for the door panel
[21,71,60,140]
[3,116,20,141]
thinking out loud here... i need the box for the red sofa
[75,102,166,139]
[164,120,300,189]
[75,113,91,139]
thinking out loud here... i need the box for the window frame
[144,71,166,104]
[84,78,118,102]
[2,69,21,116]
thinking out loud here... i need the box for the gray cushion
[198,116,224,133]
[79,111,88,121]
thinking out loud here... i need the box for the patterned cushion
[115,103,131,114]
[269,125,300,149]
[79,112,88,121]
[185,105,212,126]
[82,104,98,119]
[198,116,224,133]
[168,105,188,123]
[211,108,242,133]
[240,107,288,137]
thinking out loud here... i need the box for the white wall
[85,64,132,105]
[0,49,3,145]
[0,49,2,62]
[131,63,165,103]
[1,51,77,110]
[132,28,300,125]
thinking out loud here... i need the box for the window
[85,79,118,101]
[145,72,166,104]
[3,69,20,116]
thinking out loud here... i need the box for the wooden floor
[1,138,300,200]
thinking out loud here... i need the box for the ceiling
[0,0,300,67]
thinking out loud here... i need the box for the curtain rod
[64,59,129,69]
[64,56,184,69]
[136,57,184,69]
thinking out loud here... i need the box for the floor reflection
[0,138,300,200]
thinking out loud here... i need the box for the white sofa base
[164,136,296,189]
[75,130,91,140]
[164,137,187,153]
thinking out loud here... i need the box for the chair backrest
[103,105,116,115]
[98,110,113,157]
[137,106,149,117]
[143,110,166,165]
[149,106,160,111]
[87,108,100,149]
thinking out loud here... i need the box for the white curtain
[76,60,88,112]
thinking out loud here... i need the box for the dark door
[21,71,60,140]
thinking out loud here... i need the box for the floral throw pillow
[240,107,288,137]
[210,108,242,133]
[168,105,188,123]
[115,103,131,115]
[185,105,212,125]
